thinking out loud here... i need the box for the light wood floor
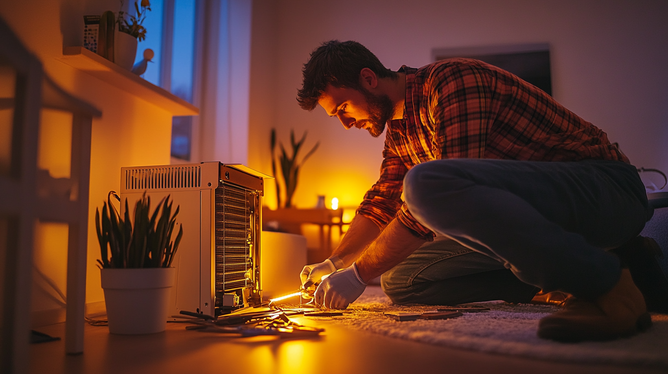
[30,312,664,374]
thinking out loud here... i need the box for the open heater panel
[120,162,268,317]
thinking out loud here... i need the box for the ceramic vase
[114,31,138,70]
[101,267,175,334]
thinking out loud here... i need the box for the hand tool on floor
[300,272,332,299]
[268,286,316,306]
[384,310,463,321]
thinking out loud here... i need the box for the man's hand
[300,259,338,297]
[314,263,366,309]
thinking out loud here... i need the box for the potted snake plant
[95,191,182,334]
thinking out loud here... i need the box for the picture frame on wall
[432,43,552,96]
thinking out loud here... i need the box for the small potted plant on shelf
[116,0,151,69]
[117,0,151,42]
[95,190,182,334]
[99,0,151,69]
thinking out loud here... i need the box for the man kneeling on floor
[296,40,668,342]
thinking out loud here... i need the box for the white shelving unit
[1,22,102,374]
[59,46,199,116]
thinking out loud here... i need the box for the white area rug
[324,287,668,370]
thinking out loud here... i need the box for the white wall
[249,0,668,211]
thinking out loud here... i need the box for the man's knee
[380,266,409,303]
[381,265,460,305]
[403,160,472,219]
[380,270,461,305]
[403,162,433,212]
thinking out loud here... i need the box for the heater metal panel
[119,162,265,317]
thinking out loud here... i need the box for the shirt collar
[397,65,417,126]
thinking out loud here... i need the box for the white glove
[314,263,367,309]
[300,258,338,293]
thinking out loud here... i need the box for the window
[132,0,252,165]
[136,0,197,161]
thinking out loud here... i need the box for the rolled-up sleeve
[396,204,435,241]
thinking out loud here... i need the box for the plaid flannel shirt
[357,58,629,240]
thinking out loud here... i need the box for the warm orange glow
[38,109,73,178]
[249,346,275,372]
[33,222,69,312]
[331,197,339,210]
[290,167,378,210]
[341,208,355,224]
[279,342,310,373]
[268,291,302,304]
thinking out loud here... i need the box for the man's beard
[360,87,394,138]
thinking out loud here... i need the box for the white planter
[114,31,138,70]
[101,267,175,335]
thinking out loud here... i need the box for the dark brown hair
[297,40,397,110]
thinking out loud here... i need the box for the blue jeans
[392,159,652,301]
[381,236,540,305]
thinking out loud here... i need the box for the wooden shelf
[58,47,199,116]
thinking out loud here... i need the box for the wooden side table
[262,208,346,254]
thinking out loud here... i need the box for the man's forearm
[330,215,381,268]
[355,219,427,283]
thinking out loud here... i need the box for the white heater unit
[120,162,269,317]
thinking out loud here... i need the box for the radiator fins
[214,184,257,310]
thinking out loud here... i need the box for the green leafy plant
[270,128,320,208]
[95,191,182,269]
[117,0,151,41]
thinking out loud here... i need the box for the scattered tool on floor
[175,287,335,338]
[383,312,423,321]
[262,286,316,307]
[176,306,325,338]
[384,310,463,321]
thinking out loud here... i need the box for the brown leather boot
[537,269,652,342]
[610,236,668,313]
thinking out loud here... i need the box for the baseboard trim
[31,301,107,328]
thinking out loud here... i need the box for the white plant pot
[101,267,175,335]
[114,31,138,70]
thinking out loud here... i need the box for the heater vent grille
[214,183,257,308]
[123,165,201,190]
